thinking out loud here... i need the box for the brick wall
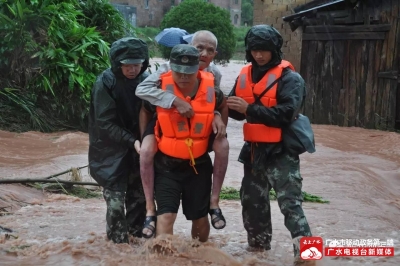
[211,0,242,26]
[211,0,230,9]
[111,0,172,27]
[111,0,242,28]
[253,0,314,71]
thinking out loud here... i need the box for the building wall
[253,0,314,71]
[111,0,172,27]
[211,0,242,26]
[111,0,242,27]
[112,3,138,26]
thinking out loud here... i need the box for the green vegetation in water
[30,183,102,199]
[220,186,240,200]
[6,245,31,253]
[220,186,329,203]
[65,186,102,199]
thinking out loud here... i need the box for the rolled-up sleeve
[135,63,176,108]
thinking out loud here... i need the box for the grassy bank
[220,186,329,203]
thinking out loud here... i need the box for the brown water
[0,60,399,265]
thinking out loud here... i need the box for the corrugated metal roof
[283,0,345,23]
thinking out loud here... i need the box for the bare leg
[210,137,229,229]
[140,134,158,236]
[156,213,177,236]
[191,216,210,242]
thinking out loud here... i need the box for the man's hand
[173,97,194,118]
[212,114,226,139]
[134,140,141,154]
[226,96,249,114]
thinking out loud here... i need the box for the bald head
[190,30,218,70]
[191,30,218,48]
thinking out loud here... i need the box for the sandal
[208,208,226,230]
[142,216,157,239]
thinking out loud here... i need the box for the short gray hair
[190,30,218,48]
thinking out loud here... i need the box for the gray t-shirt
[135,62,222,108]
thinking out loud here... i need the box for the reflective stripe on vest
[235,60,295,143]
[155,70,215,162]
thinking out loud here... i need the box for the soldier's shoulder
[208,62,221,75]
[282,68,304,82]
[95,68,116,90]
[140,71,150,80]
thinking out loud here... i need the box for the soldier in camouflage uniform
[227,25,312,260]
[88,37,149,243]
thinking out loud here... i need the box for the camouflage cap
[169,44,199,74]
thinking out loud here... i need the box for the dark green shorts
[154,155,213,220]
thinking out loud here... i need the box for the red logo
[325,247,395,257]
[300,236,323,260]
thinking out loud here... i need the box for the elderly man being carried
[136,31,229,238]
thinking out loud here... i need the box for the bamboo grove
[0,0,135,132]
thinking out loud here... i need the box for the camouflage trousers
[103,171,146,244]
[240,152,312,257]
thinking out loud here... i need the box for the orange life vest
[154,70,215,167]
[235,60,295,143]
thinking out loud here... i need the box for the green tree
[241,0,253,26]
[78,0,135,43]
[0,0,134,132]
[160,0,236,62]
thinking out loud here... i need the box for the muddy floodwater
[0,59,399,265]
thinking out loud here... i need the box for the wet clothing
[143,75,225,167]
[229,66,306,171]
[229,25,311,256]
[136,62,222,109]
[154,153,213,220]
[235,60,295,143]
[154,71,215,161]
[88,37,149,243]
[241,154,312,254]
[244,24,284,82]
[144,71,224,219]
[143,115,218,154]
[103,171,146,243]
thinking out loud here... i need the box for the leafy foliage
[135,27,162,61]
[78,0,135,44]
[233,26,251,60]
[241,0,253,26]
[220,186,240,200]
[160,0,236,62]
[0,0,134,132]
